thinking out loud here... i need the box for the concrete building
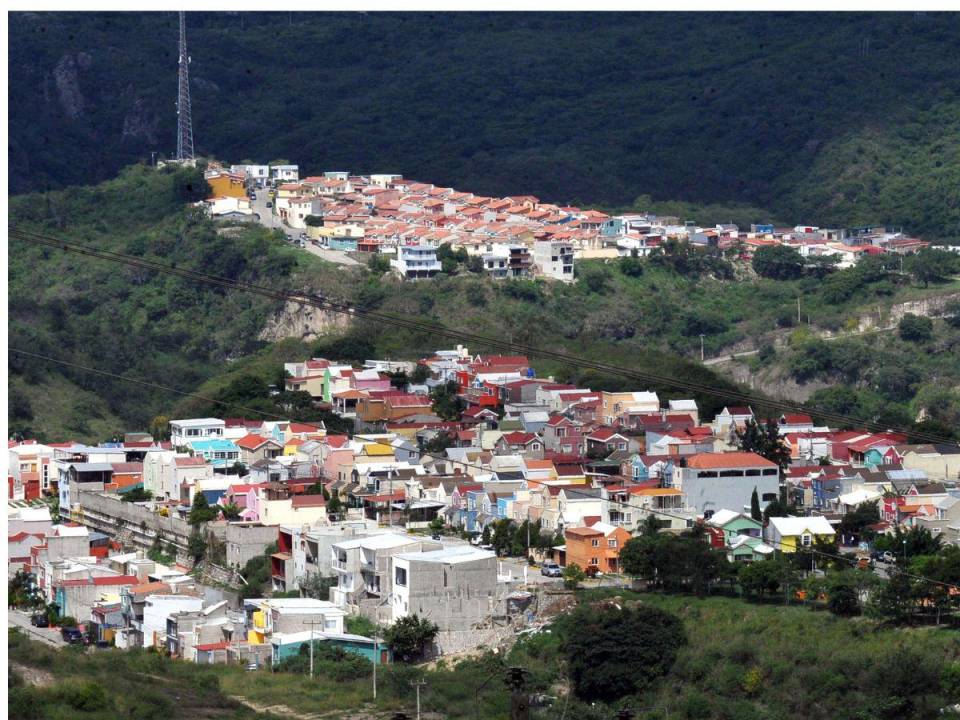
[391,243,442,280]
[330,533,441,610]
[243,598,346,646]
[390,546,498,629]
[532,239,575,282]
[170,418,226,448]
[166,600,230,661]
[674,452,780,516]
[270,165,299,182]
[225,523,279,569]
[142,594,204,649]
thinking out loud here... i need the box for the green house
[706,509,762,546]
[270,631,390,666]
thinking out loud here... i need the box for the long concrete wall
[71,490,194,555]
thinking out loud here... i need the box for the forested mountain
[9,12,960,238]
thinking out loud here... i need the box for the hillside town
[9,346,960,668]
[198,161,941,280]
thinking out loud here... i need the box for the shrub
[898,313,933,342]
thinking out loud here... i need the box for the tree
[326,493,343,516]
[430,380,466,421]
[752,244,804,280]
[188,492,218,525]
[410,363,431,384]
[563,601,686,703]
[904,248,959,287]
[736,418,791,472]
[304,214,324,227]
[300,572,337,601]
[738,556,798,600]
[577,263,612,294]
[618,250,644,277]
[367,253,391,276]
[188,528,207,563]
[422,430,456,454]
[121,487,152,503]
[837,500,880,543]
[383,614,438,662]
[944,299,960,329]
[898,313,933,342]
[562,562,587,589]
[867,569,916,624]
[220,503,242,521]
[149,415,170,441]
[750,487,762,521]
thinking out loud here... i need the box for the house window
[591,557,599,565]
[324,619,337,631]
[801,534,812,547]
[761,493,777,503]
[608,539,617,548]
[591,539,600,547]
[395,567,407,587]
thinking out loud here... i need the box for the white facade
[391,243,442,280]
[142,594,203,649]
[532,240,575,281]
[231,164,269,185]
[270,165,299,182]
[170,419,225,448]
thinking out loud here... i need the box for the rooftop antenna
[176,11,195,162]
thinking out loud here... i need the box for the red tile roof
[58,575,139,588]
[194,641,232,652]
[236,434,276,451]
[174,457,208,467]
[685,452,776,469]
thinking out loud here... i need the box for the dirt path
[11,662,55,687]
[230,696,389,720]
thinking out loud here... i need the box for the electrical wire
[9,227,960,445]
[9,346,958,590]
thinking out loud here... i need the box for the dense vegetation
[9,12,960,238]
[11,584,960,720]
[9,163,960,443]
[7,164,345,441]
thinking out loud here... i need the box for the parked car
[265,201,273,208]
[584,565,602,578]
[30,613,49,628]
[61,627,84,644]
[250,194,257,201]
[299,232,308,240]
[540,562,563,578]
[881,551,896,563]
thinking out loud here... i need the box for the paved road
[8,609,67,648]
[498,558,565,586]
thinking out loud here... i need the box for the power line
[8,347,957,590]
[9,228,959,446]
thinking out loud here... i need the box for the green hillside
[9,12,960,238]
[10,165,960,442]
[10,589,960,720]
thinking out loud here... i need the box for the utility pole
[505,667,530,720]
[304,617,324,678]
[797,296,801,325]
[372,634,379,699]
[410,678,426,720]
[175,11,195,162]
[698,334,705,363]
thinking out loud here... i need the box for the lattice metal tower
[176,11,195,161]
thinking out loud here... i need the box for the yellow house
[206,171,247,199]
[599,391,660,425]
[355,443,396,463]
[764,516,835,553]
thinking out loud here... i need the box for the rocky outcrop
[121,97,159,144]
[53,52,92,119]
[258,299,352,342]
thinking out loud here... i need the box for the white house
[270,165,299,182]
[532,240,575,281]
[170,419,226,448]
[391,243,442,280]
[142,594,204,649]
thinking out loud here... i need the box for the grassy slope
[8,12,960,239]
[7,164,348,443]
[10,590,960,720]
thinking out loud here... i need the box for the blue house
[328,237,359,251]
[270,631,390,665]
[629,454,673,483]
[187,439,240,471]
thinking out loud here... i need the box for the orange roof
[524,460,556,470]
[565,526,603,537]
[685,452,777,469]
[629,487,682,496]
[236,434,275,451]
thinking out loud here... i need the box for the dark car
[265,201,273,208]
[61,627,84,644]
[540,562,563,578]
[30,613,49,628]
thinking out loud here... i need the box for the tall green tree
[750,487,762,521]
[736,418,792,473]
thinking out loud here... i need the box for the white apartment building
[170,418,225,448]
[391,243,442,280]
[532,240,575,281]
